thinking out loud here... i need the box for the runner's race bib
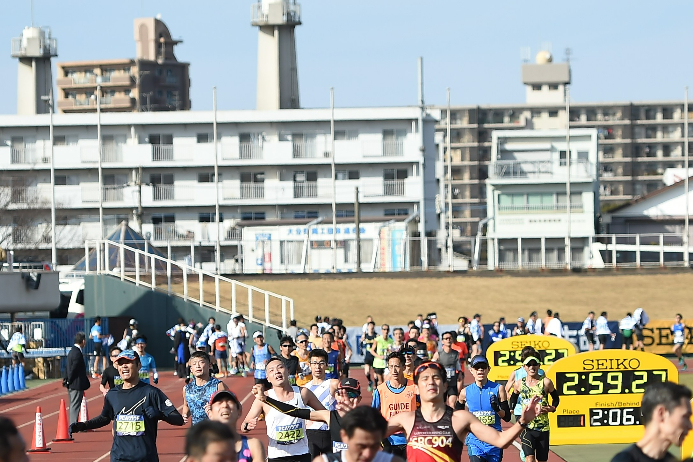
[275,423,305,445]
[288,375,296,385]
[445,367,455,379]
[256,361,266,371]
[473,411,495,426]
[115,415,145,436]
[333,442,348,452]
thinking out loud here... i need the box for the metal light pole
[96,78,104,240]
[41,90,56,268]
[685,87,690,266]
[213,87,221,274]
[330,88,337,273]
[446,88,453,271]
[565,85,571,270]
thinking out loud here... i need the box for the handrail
[82,239,294,331]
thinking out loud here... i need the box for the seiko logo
[581,358,641,371]
[510,340,551,349]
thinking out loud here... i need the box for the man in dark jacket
[66,332,90,424]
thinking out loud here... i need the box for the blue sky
[2,1,692,114]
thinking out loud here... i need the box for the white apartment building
[0,107,440,273]
[485,129,600,269]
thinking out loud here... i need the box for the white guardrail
[79,240,294,331]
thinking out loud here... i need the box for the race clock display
[485,336,577,382]
[546,350,678,445]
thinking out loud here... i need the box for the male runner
[100,345,123,396]
[252,377,363,454]
[305,349,340,457]
[432,331,462,407]
[228,315,248,375]
[207,389,266,462]
[673,314,687,370]
[182,351,228,425]
[209,325,230,378]
[294,333,312,386]
[610,382,692,462]
[69,350,184,462]
[596,311,615,349]
[419,327,437,359]
[278,336,299,385]
[386,361,541,462]
[459,355,511,462]
[335,326,352,378]
[582,311,597,351]
[370,324,393,388]
[185,419,236,462]
[401,345,418,381]
[505,347,545,423]
[6,326,26,368]
[513,356,559,462]
[372,352,417,459]
[391,328,405,352]
[362,322,377,391]
[470,314,484,357]
[321,331,342,380]
[250,331,276,388]
[242,357,325,462]
[90,316,104,378]
[632,307,647,352]
[132,336,159,384]
[199,317,217,350]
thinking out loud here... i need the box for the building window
[241,211,265,221]
[335,130,358,141]
[384,168,408,180]
[199,212,223,222]
[294,211,319,219]
[384,208,409,216]
[149,134,173,145]
[280,241,303,265]
[198,173,218,183]
[197,133,211,143]
[548,111,558,118]
[532,111,542,119]
[54,135,67,146]
[55,175,68,186]
[240,172,265,183]
[549,84,559,91]
[532,85,542,91]
[336,209,355,218]
[157,90,163,98]
[336,170,359,180]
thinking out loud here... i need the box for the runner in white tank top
[242,357,326,462]
[305,349,340,458]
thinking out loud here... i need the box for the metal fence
[0,317,109,351]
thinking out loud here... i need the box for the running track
[2,369,564,462]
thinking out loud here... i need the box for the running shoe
[230,368,239,375]
[173,370,177,376]
[241,370,247,377]
[368,384,373,392]
[681,357,685,365]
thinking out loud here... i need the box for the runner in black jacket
[69,349,184,462]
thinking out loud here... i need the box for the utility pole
[446,88,453,271]
[135,165,143,231]
[213,87,221,274]
[97,78,104,240]
[565,85,571,270]
[330,88,337,273]
[355,186,361,272]
[41,90,56,268]
[685,87,690,266]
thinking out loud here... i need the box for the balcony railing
[152,144,174,161]
[153,185,175,201]
[153,223,184,241]
[9,187,36,204]
[226,228,242,240]
[240,142,262,159]
[12,226,50,245]
[103,185,124,202]
[10,147,40,164]
[383,179,406,196]
[491,159,593,179]
[293,181,317,198]
[241,183,265,199]
[292,141,317,158]
[102,145,123,163]
[383,140,404,157]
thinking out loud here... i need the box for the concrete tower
[251,0,301,110]
[521,50,570,105]
[12,26,57,115]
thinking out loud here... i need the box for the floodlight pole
[685,87,690,266]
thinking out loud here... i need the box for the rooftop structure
[12,26,57,115]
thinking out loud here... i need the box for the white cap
[129,318,138,325]
[253,331,263,339]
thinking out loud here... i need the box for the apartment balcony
[383,179,406,196]
[58,96,135,112]
[11,226,51,246]
[489,159,595,182]
[80,145,123,163]
[153,223,191,241]
[9,146,47,165]
[152,145,174,161]
[226,228,242,241]
[220,142,263,161]
[293,182,317,198]
[292,141,323,159]
[80,184,131,205]
[152,185,175,201]
[8,187,38,205]
[240,183,265,199]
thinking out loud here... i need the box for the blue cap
[115,349,139,362]
[470,355,489,368]
[135,338,146,344]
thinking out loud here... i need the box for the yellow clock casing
[485,336,576,382]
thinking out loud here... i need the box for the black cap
[470,355,489,368]
[338,377,361,395]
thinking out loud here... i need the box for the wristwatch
[519,421,530,429]
[242,422,249,432]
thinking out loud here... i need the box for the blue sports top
[252,344,272,379]
[464,380,502,457]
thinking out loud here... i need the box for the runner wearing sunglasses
[305,349,341,458]
[251,377,363,454]
[279,336,300,386]
[512,356,559,462]
[372,352,418,459]
[458,356,511,462]
[100,345,123,396]
[401,345,418,381]
[293,333,312,386]
[386,361,541,462]
[431,331,462,408]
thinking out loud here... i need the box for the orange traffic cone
[27,406,51,453]
[52,398,74,442]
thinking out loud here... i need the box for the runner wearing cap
[386,361,541,462]
[133,335,158,384]
[185,419,236,462]
[208,389,266,462]
[431,331,462,408]
[251,377,363,454]
[250,331,276,389]
[121,319,138,350]
[512,355,559,462]
[505,347,545,425]
[458,355,511,462]
[513,318,528,336]
[182,351,229,426]
[69,349,184,462]
[242,357,325,462]
[372,352,417,459]
[304,349,340,457]
[317,406,403,462]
